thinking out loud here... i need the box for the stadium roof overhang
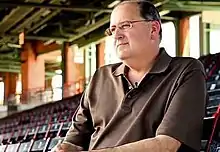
[0,0,219,74]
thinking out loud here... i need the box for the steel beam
[11,9,49,33]
[45,71,57,77]
[1,34,69,41]
[0,64,20,69]
[161,16,177,20]
[0,1,112,13]
[0,0,48,45]
[176,0,220,5]
[77,34,105,48]
[26,10,60,33]
[0,66,56,76]
[0,60,21,65]
[173,20,181,56]
[26,0,111,34]
[45,62,60,69]
[68,15,110,42]
[163,2,220,11]
[61,42,66,98]
[0,68,20,73]
[11,0,61,33]
[154,0,170,7]
[0,0,45,33]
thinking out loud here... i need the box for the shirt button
[122,105,131,112]
[127,95,132,99]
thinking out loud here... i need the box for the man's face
[110,3,152,61]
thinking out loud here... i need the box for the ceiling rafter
[68,15,110,42]
[10,0,61,34]
[0,0,45,33]
[163,1,220,11]
[24,0,115,39]
[0,0,46,50]
[0,33,69,41]
[0,1,112,13]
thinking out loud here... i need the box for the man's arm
[86,135,180,152]
[63,90,94,150]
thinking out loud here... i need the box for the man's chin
[118,55,130,61]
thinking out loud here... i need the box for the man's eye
[121,23,130,29]
[110,27,116,33]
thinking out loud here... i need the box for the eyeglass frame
[105,19,155,36]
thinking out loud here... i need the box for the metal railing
[6,78,87,105]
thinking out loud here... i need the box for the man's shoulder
[89,62,123,83]
[171,56,205,72]
[86,62,123,92]
[97,62,123,74]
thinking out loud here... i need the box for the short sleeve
[64,89,94,150]
[156,60,207,151]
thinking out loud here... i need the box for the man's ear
[150,21,161,40]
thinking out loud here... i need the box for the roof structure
[0,0,218,74]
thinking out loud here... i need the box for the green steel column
[201,21,210,56]
[206,23,210,55]
[61,42,67,99]
[173,19,181,57]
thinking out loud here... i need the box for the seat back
[0,145,7,152]
[5,143,19,152]
[31,139,47,151]
[206,105,220,152]
[17,141,31,152]
[47,137,64,151]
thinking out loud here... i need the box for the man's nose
[113,28,124,40]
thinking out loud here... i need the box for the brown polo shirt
[64,48,207,152]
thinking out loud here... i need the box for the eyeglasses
[105,19,153,36]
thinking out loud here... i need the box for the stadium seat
[5,143,20,152]
[17,141,32,152]
[31,139,48,152]
[47,137,64,152]
[205,106,220,152]
[0,145,7,152]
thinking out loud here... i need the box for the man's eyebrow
[111,20,130,25]
[110,20,132,27]
[110,25,116,27]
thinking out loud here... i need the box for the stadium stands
[199,53,220,117]
[205,106,220,152]
[0,94,81,152]
[199,53,220,152]
[0,53,219,152]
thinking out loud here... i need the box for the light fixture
[55,69,62,74]
[108,0,120,8]
[56,56,62,62]
[7,43,21,48]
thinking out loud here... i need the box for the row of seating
[0,121,69,152]
[199,53,220,118]
[198,54,220,151]
[0,95,81,134]
[0,94,81,151]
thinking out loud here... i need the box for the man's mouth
[117,43,128,47]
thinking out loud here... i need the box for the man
[54,0,207,151]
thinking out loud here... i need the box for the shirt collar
[113,47,172,77]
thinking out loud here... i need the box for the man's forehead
[110,2,140,24]
[112,1,139,15]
